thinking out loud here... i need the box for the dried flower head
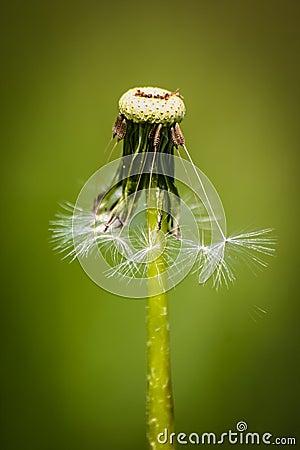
[51,87,275,297]
[118,87,186,124]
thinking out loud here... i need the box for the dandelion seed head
[51,88,275,297]
[119,87,186,124]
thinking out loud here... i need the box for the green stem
[146,197,175,450]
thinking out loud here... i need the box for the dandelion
[51,87,275,450]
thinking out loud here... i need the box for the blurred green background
[1,1,299,448]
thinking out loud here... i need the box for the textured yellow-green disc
[119,87,186,124]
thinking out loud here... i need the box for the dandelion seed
[249,304,268,323]
[194,228,276,289]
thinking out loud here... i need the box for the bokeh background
[1,1,299,448]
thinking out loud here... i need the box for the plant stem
[146,197,175,450]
